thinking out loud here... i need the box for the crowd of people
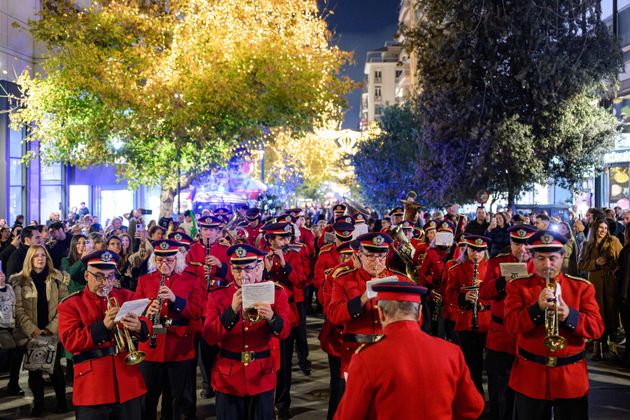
[0,200,625,419]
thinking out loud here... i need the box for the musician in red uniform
[185,215,231,399]
[259,222,305,420]
[389,207,404,228]
[135,240,204,420]
[479,224,536,420]
[328,232,410,376]
[317,204,348,248]
[58,250,150,419]
[504,230,604,420]
[335,281,484,420]
[203,244,291,419]
[244,208,263,247]
[445,234,491,396]
[314,222,355,292]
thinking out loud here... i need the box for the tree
[403,0,622,205]
[7,0,353,214]
[353,104,422,213]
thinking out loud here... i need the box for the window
[374,86,382,102]
[375,105,384,116]
[40,162,64,222]
[395,70,403,80]
[8,128,26,224]
[374,70,382,83]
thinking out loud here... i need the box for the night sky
[322,0,400,129]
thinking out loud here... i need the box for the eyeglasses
[360,252,387,261]
[87,271,117,282]
[155,257,176,264]
[232,264,259,274]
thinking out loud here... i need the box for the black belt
[518,348,585,367]
[73,346,117,364]
[167,319,189,327]
[343,333,382,344]
[491,315,504,325]
[220,349,271,364]
[209,279,228,288]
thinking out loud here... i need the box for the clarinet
[149,273,166,349]
[205,238,212,290]
[471,260,479,331]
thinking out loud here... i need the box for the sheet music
[242,282,275,308]
[366,276,399,299]
[499,263,529,280]
[436,232,454,247]
[114,298,150,322]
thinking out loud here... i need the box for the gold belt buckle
[241,351,255,365]
[545,356,558,367]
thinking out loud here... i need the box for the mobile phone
[136,223,143,232]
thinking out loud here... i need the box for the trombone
[107,296,146,365]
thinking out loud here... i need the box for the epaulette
[448,262,463,271]
[60,290,82,303]
[495,252,511,258]
[188,261,203,266]
[355,335,384,354]
[318,243,334,255]
[332,265,356,279]
[565,274,591,284]
[508,273,534,282]
[273,282,286,291]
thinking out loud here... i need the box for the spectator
[578,218,623,360]
[605,208,624,238]
[0,269,16,392]
[0,227,11,253]
[11,245,68,416]
[465,206,490,235]
[13,215,24,227]
[6,226,43,278]
[47,222,73,270]
[77,202,90,217]
[88,223,103,235]
[572,219,587,259]
[616,222,630,369]
[534,213,550,230]
[555,221,579,277]
[45,211,61,228]
[485,212,510,257]
[60,234,87,274]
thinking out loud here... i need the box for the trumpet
[107,296,145,365]
[543,268,567,352]
[244,306,261,323]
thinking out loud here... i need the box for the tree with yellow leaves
[8,0,353,213]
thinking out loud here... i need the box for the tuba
[343,197,371,219]
[543,268,567,352]
[107,296,145,365]
[401,191,423,223]
[390,224,419,282]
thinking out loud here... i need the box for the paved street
[0,316,629,419]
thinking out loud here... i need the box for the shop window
[609,165,629,208]
[8,128,25,224]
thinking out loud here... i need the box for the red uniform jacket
[480,253,534,354]
[335,320,484,420]
[318,262,349,357]
[202,282,291,396]
[314,244,340,291]
[504,272,604,400]
[418,247,449,288]
[299,226,316,258]
[328,266,409,373]
[244,224,262,246]
[263,246,304,327]
[134,270,203,362]
[445,259,491,332]
[58,288,148,406]
[186,240,232,292]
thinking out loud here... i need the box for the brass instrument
[221,210,246,244]
[400,191,423,223]
[149,273,171,349]
[343,197,371,219]
[107,296,145,365]
[461,259,480,331]
[244,306,261,323]
[544,268,567,352]
[390,224,419,282]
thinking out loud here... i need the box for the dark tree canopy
[403,0,622,205]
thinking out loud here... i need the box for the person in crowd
[505,230,603,420]
[77,202,90,217]
[616,222,630,369]
[486,212,510,257]
[335,281,484,420]
[11,245,69,416]
[13,215,24,227]
[6,226,43,278]
[0,268,17,395]
[0,227,12,252]
[534,214,551,231]
[47,222,74,270]
[465,207,490,236]
[578,218,623,360]
[555,221,579,277]
[573,219,587,257]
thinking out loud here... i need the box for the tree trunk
[160,185,176,218]
[507,189,516,212]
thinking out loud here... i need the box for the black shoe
[55,400,69,413]
[30,405,46,417]
[277,410,291,420]
[299,360,312,376]
[3,386,25,397]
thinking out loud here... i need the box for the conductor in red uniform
[504,230,604,420]
[203,244,291,420]
[479,224,536,420]
[328,232,410,376]
[135,240,204,420]
[335,281,484,420]
[58,250,150,419]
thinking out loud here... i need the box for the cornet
[107,296,146,365]
[244,306,261,323]
[543,268,567,352]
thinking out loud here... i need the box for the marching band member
[244,209,263,247]
[505,230,604,420]
[135,240,204,420]
[479,224,536,420]
[203,244,291,420]
[335,281,484,420]
[58,250,150,419]
[445,235,492,396]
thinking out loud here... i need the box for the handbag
[0,328,15,350]
[23,335,58,374]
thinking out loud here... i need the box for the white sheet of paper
[366,276,399,299]
[114,298,150,322]
[242,282,275,309]
[499,263,529,280]
[435,232,454,247]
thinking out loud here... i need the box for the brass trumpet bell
[108,297,146,365]
[244,307,261,323]
[544,335,567,352]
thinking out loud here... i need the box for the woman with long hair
[616,222,630,368]
[486,212,510,257]
[10,245,69,415]
[61,234,87,274]
[578,218,623,360]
